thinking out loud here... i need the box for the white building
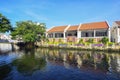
[46,21,110,42]
[111,21,120,43]
[0,33,11,42]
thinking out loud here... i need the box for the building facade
[111,21,120,43]
[46,21,110,43]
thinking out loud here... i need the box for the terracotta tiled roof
[79,21,109,30]
[47,25,68,33]
[67,25,79,31]
[115,21,120,25]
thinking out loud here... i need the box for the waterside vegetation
[38,37,120,53]
[11,21,46,48]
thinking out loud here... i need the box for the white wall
[111,22,120,43]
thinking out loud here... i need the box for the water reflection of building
[76,54,82,68]
[109,54,120,73]
[35,48,120,74]
[116,55,120,72]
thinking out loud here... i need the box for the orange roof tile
[47,25,68,33]
[79,21,109,30]
[115,21,120,26]
[67,25,79,31]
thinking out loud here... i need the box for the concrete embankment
[0,43,19,53]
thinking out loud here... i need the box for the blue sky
[0,0,120,29]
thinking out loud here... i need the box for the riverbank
[38,45,120,53]
[1,43,120,53]
[0,43,19,53]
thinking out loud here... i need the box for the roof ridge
[115,20,120,22]
[64,25,71,32]
[115,21,120,26]
[54,25,68,27]
[78,23,81,31]
[79,21,109,30]
[67,24,79,31]
[82,21,107,24]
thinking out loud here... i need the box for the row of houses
[46,21,120,43]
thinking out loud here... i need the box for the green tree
[87,38,94,43]
[0,13,12,33]
[11,21,46,47]
[78,38,83,44]
[101,37,109,45]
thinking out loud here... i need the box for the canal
[0,44,120,80]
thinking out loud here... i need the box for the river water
[0,44,120,80]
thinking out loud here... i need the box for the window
[96,30,107,37]
[68,34,72,36]
[55,33,63,38]
[81,31,94,37]
[48,33,53,38]
[75,32,77,36]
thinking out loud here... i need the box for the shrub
[87,38,94,43]
[108,42,114,46]
[84,42,90,46]
[100,37,109,45]
[58,38,62,43]
[48,41,53,44]
[52,38,55,44]
[78,39,83,44]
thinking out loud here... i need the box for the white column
[77,31,81,38]
[53,33,55,38]
[77,24,81,40]
[64,25,71,42]
[77,31,81,42]
[108,28,111,42]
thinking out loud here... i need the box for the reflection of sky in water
[0,52,22,66]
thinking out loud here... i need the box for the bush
[58,38,62,43]
[78,39,83,44]
[87,38,94,43]
[84,42,90,46]
[53,38,55,44]
[101,37,109,45]
[108,42,114,46]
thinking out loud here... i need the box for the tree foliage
[11,21,46,43]
[78,39,83,43]
[0,13,12,33]
[87,38,94,43]
[101,37,109,45]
